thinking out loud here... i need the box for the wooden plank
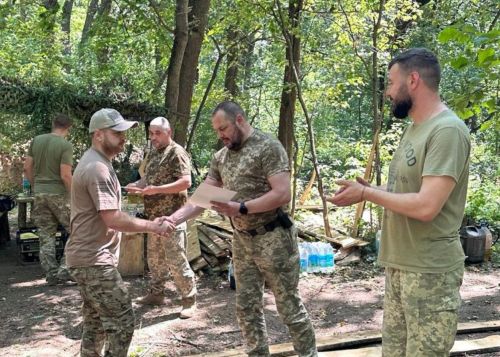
[451,334,500,355]
[197,217,234,234]
[203,225,234,242]
[186,219,201,262]
[118,232,145,276]
[188,320,500,357]
[201,252,219,267]
[317,346,381,356]
[313,335,500,356]
[298,228,369,249]
[190,256,208,271]
[198,229,225,257]
[199,225,231,251]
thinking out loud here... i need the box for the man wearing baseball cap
[66,108,174,357]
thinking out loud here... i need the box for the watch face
[240,202,248,214]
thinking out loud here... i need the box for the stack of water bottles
[299,242,335,273]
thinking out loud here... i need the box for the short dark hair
[212,101,246,122]
[52,113,72,129]
[388,48,441,91]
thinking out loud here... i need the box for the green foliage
[465,137,500,225]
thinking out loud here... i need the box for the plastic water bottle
[299,243,309,273]
[22,176,31,196]
[308,243,319,273]
[318,243,327,273]
[325,243,335,273]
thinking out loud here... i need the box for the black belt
[242,219,282,237]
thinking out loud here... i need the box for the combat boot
[136,292,166,306]
[180,297,197,319]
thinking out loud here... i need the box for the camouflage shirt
[208,129,290,230]
[144,141,191,219]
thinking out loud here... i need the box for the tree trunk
[61,0,73,56]
[187,39,224,152]
[164,0,189,137]
[278,0,302,165]
[80,0,99,47]
[224,28,240,98]
[352,0,386,237]
[273,0,332,237]
[174,0,211,146]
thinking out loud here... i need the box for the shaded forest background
[0,0,498,238]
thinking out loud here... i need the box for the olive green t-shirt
[28,133,73,194]
[378,110,470,273]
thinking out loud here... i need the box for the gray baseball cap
[89,108,139,133]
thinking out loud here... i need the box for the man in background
[126,117,197,319]
[66,108,174,357]
[24,113,73,285]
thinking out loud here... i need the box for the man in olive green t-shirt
[24,114,74,285]
[328,48,470,356]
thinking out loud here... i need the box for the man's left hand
[210,200,240,217]
[326,179,365,206]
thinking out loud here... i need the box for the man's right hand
[150,219,175,236]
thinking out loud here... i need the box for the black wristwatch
[239,201,248,215]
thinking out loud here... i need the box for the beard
[391,89,413,119]
[102,138,124,157]
[226,126,244,150]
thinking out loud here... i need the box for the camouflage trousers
[33,193,70,280]
[147,224,196,299]
[69,266,135,357]
[233,225,317,357]
[382,266,464,357]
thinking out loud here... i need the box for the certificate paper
[189,182,237,209]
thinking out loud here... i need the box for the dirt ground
[0,217,499,357]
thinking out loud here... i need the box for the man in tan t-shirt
[65,108,174,357]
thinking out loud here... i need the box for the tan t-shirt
[66,148,122,267]
[208,130,290,231]
[378,110,470,273]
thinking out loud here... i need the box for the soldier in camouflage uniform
[24,114,73,285]
[157,101,317,356]
[66,108,174,357]
[126,117,196,318]
[328,49,470,356]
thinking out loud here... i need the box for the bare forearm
[170,203,205,225]
[364,188,434,222]
[157,178,190,194]
[61,175,72,193]
[105,211,158,233]
[245,189,290,214]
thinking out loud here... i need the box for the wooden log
[118,232,145,276]
[186,219,201,262]
[190,256,208,271]
[202,225,234,242]
[198,225,231,251]
[197,217,234,234]
[197,229,225,257]
[201,252,219,267]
